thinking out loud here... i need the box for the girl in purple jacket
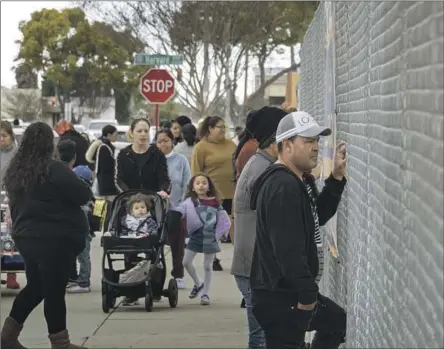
[172,173,231,305]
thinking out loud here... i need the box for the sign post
[139,69,176,131]
[134,53,183,66]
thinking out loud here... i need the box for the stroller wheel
[145,286,153,312]
[101,283,115,313]
[102,292,111,313]
[167,278,178,308]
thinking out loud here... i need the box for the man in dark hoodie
[231,106,287,348]
[249,111,347,349]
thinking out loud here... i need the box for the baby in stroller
[124,193,158,237]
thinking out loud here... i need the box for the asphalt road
[1,235,247,348]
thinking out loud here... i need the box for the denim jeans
[77,235,91,287]
[234,276,265,349]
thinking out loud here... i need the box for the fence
[298,2,443,348]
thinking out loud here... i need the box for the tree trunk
[114,89,131,124]
[242,49,249,118]
[290,45,295,65]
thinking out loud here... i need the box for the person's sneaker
[66,285,91,293]
[66,280,77,288]
[122,297,140,306]
[189,282,204,299]
[200,294,210,305]
[213,258,223,271]
[175,278,186,289]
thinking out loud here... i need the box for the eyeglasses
[156,138,171,144]
[214,125,226,130]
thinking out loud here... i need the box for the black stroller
[100,190,182,313]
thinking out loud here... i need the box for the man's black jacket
[249,164,346,305]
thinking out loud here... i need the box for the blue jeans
[234,276,265,349]
[77,235,91,287]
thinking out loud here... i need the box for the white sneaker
[175,278,186,289]
[66,281,77,288]
[200,294,210,305]
[66,285,91,293]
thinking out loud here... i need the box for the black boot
[212,258,223,271]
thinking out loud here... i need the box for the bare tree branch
[2,89,42,121]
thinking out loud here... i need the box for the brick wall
[299,2,443,347]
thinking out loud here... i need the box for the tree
[81,1,319,120]
[15,7,146,124]
[81,1,244,120]
[2,89,42,121]
[14,64,38,88]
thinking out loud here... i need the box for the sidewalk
[1,237,247,348]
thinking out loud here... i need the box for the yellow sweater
[191,138,237,200]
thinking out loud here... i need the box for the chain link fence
[299,2,443,347]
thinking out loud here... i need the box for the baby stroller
[100,190,181,313]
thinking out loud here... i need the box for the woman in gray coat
[0,120,20,290]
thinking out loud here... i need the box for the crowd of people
[1,106,349,349]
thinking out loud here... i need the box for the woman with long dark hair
[0,122,92,349]
[174,123,197,165]
[155,128,191,289]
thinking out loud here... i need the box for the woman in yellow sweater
[192,116,236,271]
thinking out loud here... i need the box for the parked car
[73,124,86,133]
[114,125,130,156]
[87,119,119,141]
[13,127,59,146]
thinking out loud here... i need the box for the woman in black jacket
[0,122,92,349]
[115,118,170,305]
[115,118,170,196]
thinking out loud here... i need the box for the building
[253,67,300,108]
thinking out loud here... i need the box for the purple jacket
[172,197,231,240]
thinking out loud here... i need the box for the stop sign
[140,69,176,104]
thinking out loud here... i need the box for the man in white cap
[249,111,347,349]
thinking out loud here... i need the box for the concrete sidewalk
[1,237,247,348]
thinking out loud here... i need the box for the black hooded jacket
[249,164,346,305]
[115,144,170,193]
[59,129,91,169]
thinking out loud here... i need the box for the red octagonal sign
[140,68,176,104]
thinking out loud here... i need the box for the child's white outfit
[124,213,158,237]
[172,197,231,305]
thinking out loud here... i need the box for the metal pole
[155,104,160,131]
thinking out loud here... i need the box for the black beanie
[175,115,192,127]
[246,106,288,145]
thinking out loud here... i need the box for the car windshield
[88,122,114,130]
[116,132,129,142]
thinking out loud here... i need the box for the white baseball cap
[275,111,332,143]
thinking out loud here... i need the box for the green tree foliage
[15,7,146,123]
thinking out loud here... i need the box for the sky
[0,1,296,101]
[1,1,73,88]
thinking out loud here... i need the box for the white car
[114,125,130,153]
[87,120,119,141]
[13,127,59,146]
[73,124,86,133]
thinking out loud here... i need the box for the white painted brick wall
[299,2,443,348]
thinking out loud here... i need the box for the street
[1,236,247,348]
